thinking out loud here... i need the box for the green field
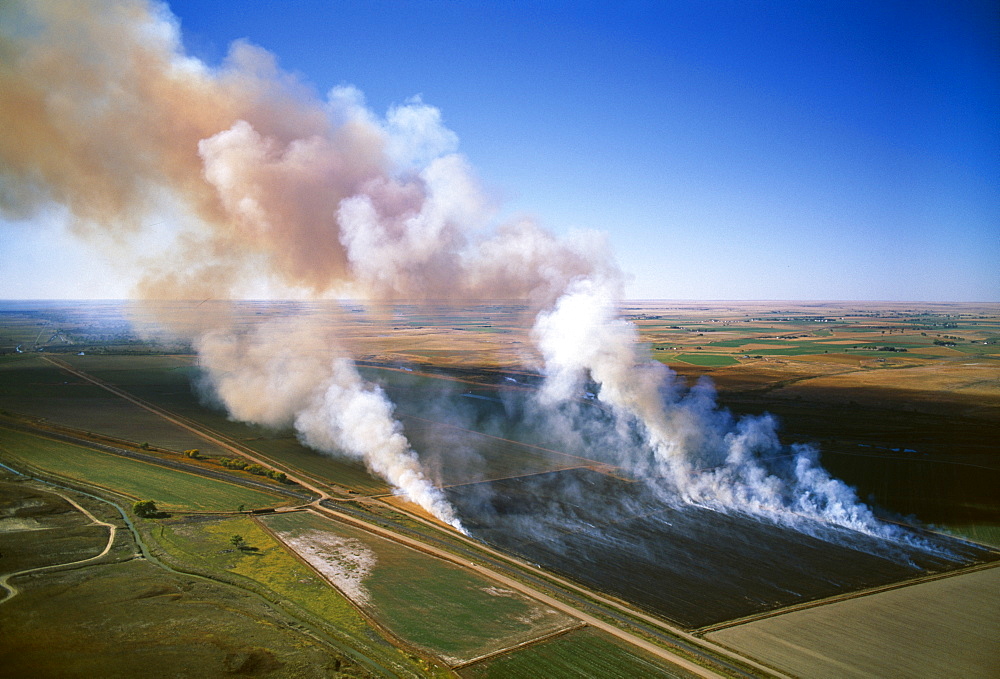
[59,354,391,493]
[264,510,574,666]
[0,429,285,511]
[459,626,693,678]
[0,479,110,575]
[2,543,375,678]
[155,514,386,645]
[0,473,382,678]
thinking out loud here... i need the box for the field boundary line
[449,621,587,670]
[249,512,440,668]
[697,559,1000,635]
[309,503,728,678]
[439,464,621,490]
[400,412,620,468]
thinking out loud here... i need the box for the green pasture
[148,513,441,676]
[264,510,573,665]
[157,515,376,638]
[459,626,691,678]
[670,353,740,367]
[706,339,803,348]
[246,437,388,493]
[745,345,844,356]
[0,556,373,678]
[0,429,284,511]
[0,481,110,575]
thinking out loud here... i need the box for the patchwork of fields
[1,300,997,677]
[264,510,577,666]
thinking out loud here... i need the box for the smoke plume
[0,0,614,524]
[196,318,463,530]
[0,0,940,548]
[531,279,944,552]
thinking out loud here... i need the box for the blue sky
[3,0,998,301]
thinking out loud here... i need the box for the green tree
[230,534,246,550]
[133,499,159,518]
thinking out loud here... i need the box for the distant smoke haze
[0,0,948,549]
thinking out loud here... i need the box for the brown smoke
[0,0,618,306]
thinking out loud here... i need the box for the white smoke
[196,318,464,531]
[1,0,946,549]
[531,278,926,547]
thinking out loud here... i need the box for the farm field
[458,626,696,678]
[1,299,998,676]
[445,467,995,629]
[264,509,576,667]
[0,429,286,511]
[708,565,1000,678]
[0,478,112,576]
[53,354,391,494]
[0,481,377,678]
[149,512,432,676]
[0,355,229,455]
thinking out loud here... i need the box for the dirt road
[0,486,116,605]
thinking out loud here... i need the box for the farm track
[39,356,331,500]
[0,462,417,679]
[0,485,116,605]
[325,500,786,679]
[34,356,760,678]
[450,621,587,670]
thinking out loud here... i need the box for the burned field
[445,468,996,629]
[358,354,1000,630]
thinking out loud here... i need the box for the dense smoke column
[530,280,942,550]
[0,0,620,528]
[0,0,942,549]
[195,320,464,530]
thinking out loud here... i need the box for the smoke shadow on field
[444,468,997,629]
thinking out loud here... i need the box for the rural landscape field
[1,299,997,678]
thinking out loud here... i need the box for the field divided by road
[458,625,697,678]
[264,509,578,667]
[0,429,286,511]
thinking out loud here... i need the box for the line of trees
[218,457,290,484]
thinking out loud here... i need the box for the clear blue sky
[3,0,998,301]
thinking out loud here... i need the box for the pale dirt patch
[282,530,376,606]
[0,517,52,532]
